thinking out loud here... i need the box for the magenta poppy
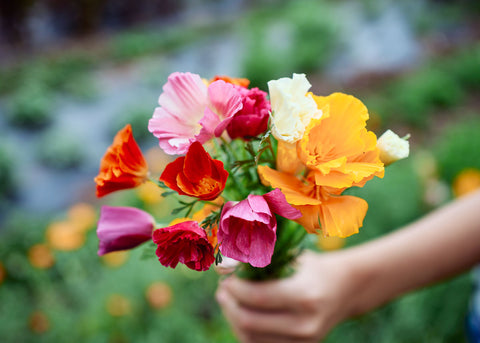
[97,206,155,256]
[218,189,301,268]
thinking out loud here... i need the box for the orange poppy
[210,75,250,88]
[94,124,148,197]
[296,93,384,189]
[258,166,368,237]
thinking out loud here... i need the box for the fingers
[216,285,323,342]
[215,256,238,275]
[221,275,299,311]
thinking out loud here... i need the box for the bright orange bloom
[258,166,368,237]
[210,75,250,88]
[296,93,384,189]
[95,124,148,197]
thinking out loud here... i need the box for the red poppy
[94,124,148,197]
[160,141,228,200]
[153,221,215,271]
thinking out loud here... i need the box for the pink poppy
[218,189,302,268]
[97,206,155,255]
[148,72,243,155]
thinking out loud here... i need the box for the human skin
[216,189,480,343]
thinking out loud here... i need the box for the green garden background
[1,0,480,342]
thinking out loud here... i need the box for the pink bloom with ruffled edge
[218,189,302,268]
[97,206,155,256]
[148,72,243,155]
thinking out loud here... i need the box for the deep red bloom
[94,124,148,197]
[227,87,271,140]
[160,141,228,200]
[153,221,215,271]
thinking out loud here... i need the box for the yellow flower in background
[0,262,6,285]
[136,181,164,205]
[145,281,173,309]
[29,311,50,334]
[376,129,410,166]
[317,235,345,251]
[106,294,132,317]
[453,168,480,198]
[46,220,85,251]
[67,202,97,232]
[145,147,174,174]
[28,244,55,269]
[101,250,129,268]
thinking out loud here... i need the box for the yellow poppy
[297,93,384,189]
[258,166,368,237]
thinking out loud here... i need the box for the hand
[216,251,356,343]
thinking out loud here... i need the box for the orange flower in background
[0,262,6,285]
[146,281,173,309]
[297,93,384,189]
[210,75,250,88]
[28,244,55,269]
[46,220,85,251]
[94,124,148,197]
[317,235,345,251]
[101,251,129,268]
[68,202,97,232]
[453,168,480,198]
[258,166,368,237]
[106,294,132,317]
[29,311,50,334]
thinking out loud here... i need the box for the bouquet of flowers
[94,72,409,280]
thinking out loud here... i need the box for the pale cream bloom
[377,129,410,166]
[267,73,322,143]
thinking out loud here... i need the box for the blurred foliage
[0,142,17,199]
[6,83,54,129]
[110,103,155,145]
[241,0,337,88]
[434,117,480,185]
[37,130,86,170]
[366,43,480,128]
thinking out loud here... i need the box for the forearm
[341,189,480,317]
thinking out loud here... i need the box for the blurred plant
[37,129,85,169]
[387,67,464,127]
[434,117,480,184]
[0,142,18,199]
[111,104,155,144]
[242,0,337,88]
[6,82,54,129]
